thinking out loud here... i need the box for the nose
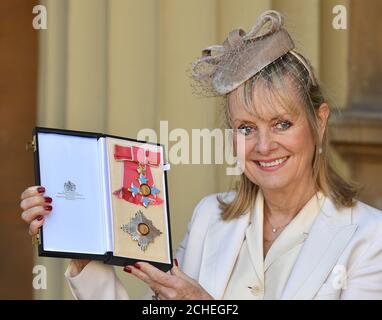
[255,130,277,155]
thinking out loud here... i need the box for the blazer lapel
[198,211,250,299]
[281,198,358,299]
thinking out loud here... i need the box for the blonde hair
[218,52,358,220]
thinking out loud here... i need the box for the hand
[124,260,214,300]
[20,185,52,236]
[20,185,90,271]
[72,259,91,273]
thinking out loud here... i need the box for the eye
[275,120,292,131]
[237,124,255,136]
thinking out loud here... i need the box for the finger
[135,262,175,287]
[156,287,178,300]
[126,265,178,299]
[170,267,196,285]
[157,293,165,300]
[21,204,53,224]
[125,265,153,286]
[21,186,46,200]
[146,280,178,300]
[170,259,188,279]
[29,217,44,236]
[20,194,52,211]
[150,288,165,300]
[170,265,184,277]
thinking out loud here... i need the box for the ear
[317,103,330,139]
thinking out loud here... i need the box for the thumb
[170,259,184,276]
[170,259,195,282]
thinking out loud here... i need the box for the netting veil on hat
[191,10,297,96]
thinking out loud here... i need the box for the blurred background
[0,0,381,299]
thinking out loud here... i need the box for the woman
[20,11,382,300]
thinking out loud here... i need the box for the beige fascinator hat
[191,10,313,96]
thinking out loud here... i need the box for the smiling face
[229,78,318,194]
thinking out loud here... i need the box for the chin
[256,179,291,191]
[246,171,294,191]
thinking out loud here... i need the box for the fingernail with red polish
[37,215,43,221]
[174,259,179,267]
[124,266,132,273]
[44,205,52,211]
[134,263,141,269]
[44,197,53,204]
[37,187,45,194]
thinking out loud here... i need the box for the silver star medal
[121,210,162,252]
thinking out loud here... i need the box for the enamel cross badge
[113,144,164,208]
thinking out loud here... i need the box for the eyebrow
[233,114,292,124]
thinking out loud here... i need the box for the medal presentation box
[32,127,173,271]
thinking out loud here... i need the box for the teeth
[258,157,287,167]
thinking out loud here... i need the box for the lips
[254,156,289,171]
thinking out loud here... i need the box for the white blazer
[66,193,382,300]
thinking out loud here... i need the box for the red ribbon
[114,145,161,165]
[113,145,163,207]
